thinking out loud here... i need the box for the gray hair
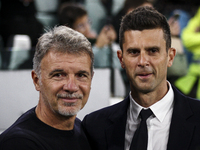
[33,25,94,77]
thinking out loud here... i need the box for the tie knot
[139,109,153,121]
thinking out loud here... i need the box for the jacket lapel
[167,86,195,150]
[105,97,130,150]
[103,86,196,150]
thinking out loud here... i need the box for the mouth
[59,97,79,103]
[57,93,83,103]
[137,72,153,79]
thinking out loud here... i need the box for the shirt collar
[129,81,174,122]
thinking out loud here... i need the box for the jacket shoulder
[84,97,129,121]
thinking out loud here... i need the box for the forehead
[41,51,91,72]
[123,29,166,49]
[74,15,88,25]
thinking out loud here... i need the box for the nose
[138,51,149,67]
[63,75,79,93]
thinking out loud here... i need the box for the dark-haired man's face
[117,29,175,106]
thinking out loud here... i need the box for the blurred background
[0,0,200,133]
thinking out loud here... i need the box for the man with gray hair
[0,26,93,150]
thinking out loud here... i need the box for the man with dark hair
[59,3,87,29]
[58,3,119,68]
[0,26,93,150]
[82,6,200,150]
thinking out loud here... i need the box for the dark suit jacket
[82,86,200,150]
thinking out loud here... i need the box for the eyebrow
[126,46,160,51]
[78,70,90,76]
[49,69,64,76]
[145,46,160,50]
[127,47,139,51]
[49,69,90,76]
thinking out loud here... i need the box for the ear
[167,48,176,67]
[117,50,125,69]
[31,70,40,91]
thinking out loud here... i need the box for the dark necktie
[130,108,153,150]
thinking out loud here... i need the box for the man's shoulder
[186,96,200,111]
[173,85,200,108]
[0,126,49,150]
[173,86,200,117]
[0,127,38,144]
[83,97,129,123]
[0,107,37,144]
[81,97,129,149]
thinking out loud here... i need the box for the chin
[58,106,81,117]
[137,86,153,94]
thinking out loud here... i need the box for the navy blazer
[82,86,200,150]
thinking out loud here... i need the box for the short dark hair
[58,3,87,28]
[119,6,171,51]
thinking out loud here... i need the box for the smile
[59,97,80,103]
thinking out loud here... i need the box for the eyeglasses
[74,19,92,32]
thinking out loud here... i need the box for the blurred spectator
[0,0,44,69]
[175,7,200,100]
[0,0,43,48]
[166,10,188,86]
[59,3,97,39]
[154,0,199,19]
[154,0,200,65]
[58,3,120,68]
[112,0,154,43]
[99,0,113,30]
[84,0,124,36]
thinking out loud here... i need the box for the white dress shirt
[125,82,174,150]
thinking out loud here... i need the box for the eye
[76,71,90,81]
[127,49,140,56]
[149,48,159,54]
[77,73,87,78]
[53,73,65,78]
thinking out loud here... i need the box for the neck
[35,101,76,130]
[131,82,169,108]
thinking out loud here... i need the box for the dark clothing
[82,85,200,150]
[0,107,91,150]
[154,0,200,17]
[112,9,125,43]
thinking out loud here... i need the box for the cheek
[124,58,137,68]
[42,80,62,95]
[155,59,168,75]
[81,83,91,96]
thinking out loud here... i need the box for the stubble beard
[57,101,82,117]
[57,93,83,117]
